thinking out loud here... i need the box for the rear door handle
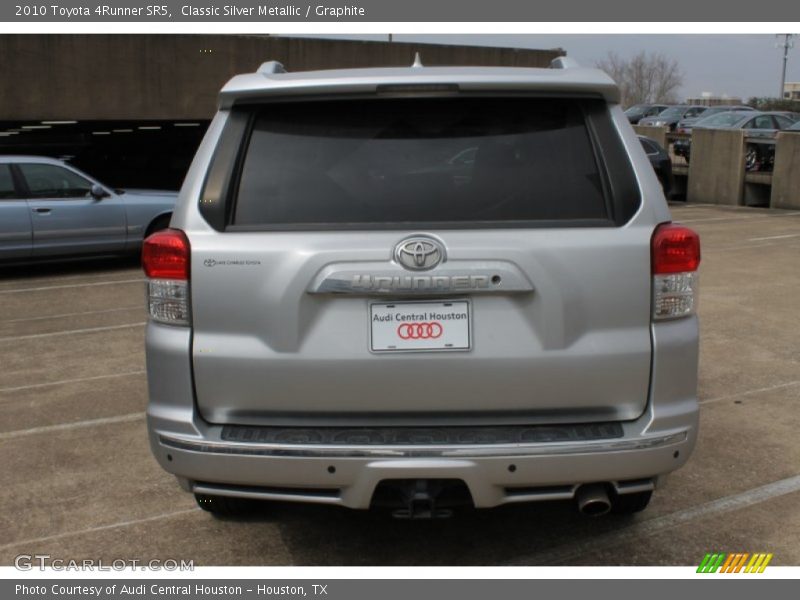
[33,208,51,214]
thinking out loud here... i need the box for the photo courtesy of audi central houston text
[2,33,799,567]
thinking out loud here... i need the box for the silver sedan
[0,156,176,262]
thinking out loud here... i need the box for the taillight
[651,223,701,320]
[142,229,191,326]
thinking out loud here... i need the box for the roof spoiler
[256,56,577,75]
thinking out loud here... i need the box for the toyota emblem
[394,237,445,271]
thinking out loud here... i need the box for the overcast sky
[297,34,799,101]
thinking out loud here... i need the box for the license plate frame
[369,299,472,353]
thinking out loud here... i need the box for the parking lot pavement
[1,203,799,567]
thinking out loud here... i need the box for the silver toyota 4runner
[143,57,701,518]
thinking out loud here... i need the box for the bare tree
[596,51,683,107]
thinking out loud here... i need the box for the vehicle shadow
[222,499,639,566]
[0,255,140,280]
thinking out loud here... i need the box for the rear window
[202,96,641,230]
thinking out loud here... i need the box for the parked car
[773,111,800,123]
[675,105,755,133]
[639,105,708,131]
[0,156,176,262]
[673,111,797,169]
[143,58,701,519]
[624,103,669,124]
[639,135,672,195]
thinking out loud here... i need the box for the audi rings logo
[397,322,444,340]
[394,236,445,271]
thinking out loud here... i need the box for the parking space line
[0,370,146,395]
[699,380,800,406]
[0,305,142,324]
[0,271,141,289]
[0,412,145,441]
[747,233,800,242]
[0,322,146,342]
[0,508,200,552]
[0,279,144,294]
[679,211,800,224]
[705,239,800,252]
[505,473,800,565]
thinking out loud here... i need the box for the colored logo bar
[697,553,773,573]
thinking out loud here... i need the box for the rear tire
[611,490,652,515]
[194,493,260,517]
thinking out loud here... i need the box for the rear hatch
[189,95,652,426]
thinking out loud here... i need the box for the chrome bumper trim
[159,430,688,459]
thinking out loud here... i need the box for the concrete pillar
[770,132,800,209]
[633,125,668,149]
[687,128,745,205]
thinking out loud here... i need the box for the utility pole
[777,34,795,99]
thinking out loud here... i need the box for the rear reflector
[142,229,191,326]
[652,224,701,320]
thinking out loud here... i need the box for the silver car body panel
[145,313,698,508]
[189,224,655,424]
[146,64,695,509]
[0,198,33,260]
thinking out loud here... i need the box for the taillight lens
[142,229,191,326]
[651,223,701,320]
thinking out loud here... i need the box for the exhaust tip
[576,483,612,517]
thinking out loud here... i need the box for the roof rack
[550,56,580,70]
[257,61,287,75]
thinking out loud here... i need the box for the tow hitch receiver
[371,479,473,519]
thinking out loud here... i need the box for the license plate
[369,300,471,353]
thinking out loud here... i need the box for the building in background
[685,92,744,106]
[0,35,563,189]
[784,82,800,100]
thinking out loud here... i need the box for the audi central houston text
[143,57,701,518]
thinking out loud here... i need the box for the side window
[0,165,18,200]
[774,115,795,129]
[685,108,705,118]
[746,116,774,130]
[18,163,94,199]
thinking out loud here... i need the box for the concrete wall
[771,132,800,209]
[687,128,746,205]
[0,35,563,121]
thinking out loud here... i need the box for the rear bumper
[151,425,692,508]
[145,315,700,509]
